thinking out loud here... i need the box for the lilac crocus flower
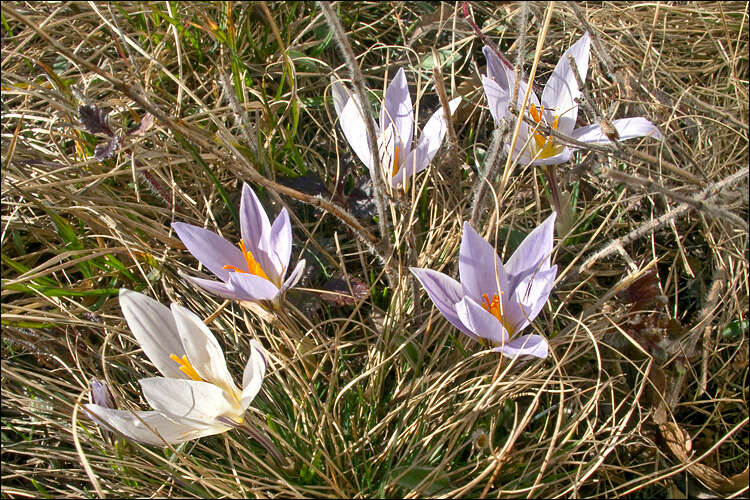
[410,213,557,359]
[331,68,461,189]
[172,183,305,308]
[482,33,662,165]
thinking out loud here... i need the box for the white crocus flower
[332,68,461,189]
[482,32,663,165]
[84,289,266,446]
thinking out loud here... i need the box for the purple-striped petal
[279,259,306,296]
[179,271,242,300]
[483,46,511,93]
[507,265,557,334]
[542,32,590,135]
[226,272,280,303]
[455,296,509,345]
[482,75,510,126]
[410,267,475,338]
[458,222,508,301]
[268,207,292,284]
[239,184,274,275]
[172,222,245,282]
[492,334,548,359]
[380,68,413,151]
[505,212,556,288]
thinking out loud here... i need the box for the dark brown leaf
[319,275,369,306]
[94,135,121,161]
[78,105,114,136]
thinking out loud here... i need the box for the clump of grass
[2,2,748,497]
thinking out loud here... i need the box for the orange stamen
[481,292,504,323]
[170,354,204,382]
[528,104,563,159]
[391,145,400,177]
[222,240,270,281]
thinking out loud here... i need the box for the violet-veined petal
[482,76,510,126]
[571,117,663,144]
[507,265,557,334]
[492,334,549,359]
[410,267,477,338]
[542,32,590,135]
[172,222,246,282]
[268,207,292,283]
[119,289,186,380]
[456,297,509,345]
[483,46,511,93]
[241,340,266,410]
[458,222,508,301]
[227,273,281,302]
[279,259,306,296]
[139,377,237,424]
[179,271,242,300]
[239,184,275,273]
[83,404,222,445]
[504,212,556,288]
[170,304,238,393]
[380,68,413,150]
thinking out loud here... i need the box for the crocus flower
[84,289,266,445]
[172,183,305,308]
[332,68,461,188]
[482,33,662,166]
[410,213,557,359]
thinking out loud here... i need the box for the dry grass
[2,1,748,498]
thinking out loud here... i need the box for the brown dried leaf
[319,275,369,306]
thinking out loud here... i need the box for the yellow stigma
[528,104,564,159]
[223,240,270,282]
[170,354,205,382]
[391,145,400,177]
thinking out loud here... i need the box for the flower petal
[504,213,556,289]
[458,222,508,300]
[241,340,266,410]
[570,117,663,144]
[279,259,306,296]
[455,296,509,345]
[530,148,572,166]
[268,207,292,284]
[506,265,557,334]
[542,32,590,135]
[179,271,243,300]
[392,97,461,188]
[410,267,476,338]
[240,184,276,276]
[380,67,413,150]
[83,404,222,445]
[482,75,510,126]
[338,91,375,170]
[170,303,238,393]
[172,222,245,282]
[119,289,186,380]
[226,272,281,302]
[492,334,548,359]
[483,46,511,93]
[331,79,350,118]
[139,377,238,424]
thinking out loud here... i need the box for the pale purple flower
[84,290,266,445]
[332,68,461,188]
[410,213,557,359]
[172,183,305,308]
[482,33,663,165]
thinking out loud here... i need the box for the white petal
[542,32,590,135]
[139,377,239,424]
[241,340,266,410]
[338,92,375,170]
[331,79,350,117]
[83,404,223,445]
[170,303,239,394]
[119,290,186,380]
[482,75,510,126]
[570,117,663,144]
